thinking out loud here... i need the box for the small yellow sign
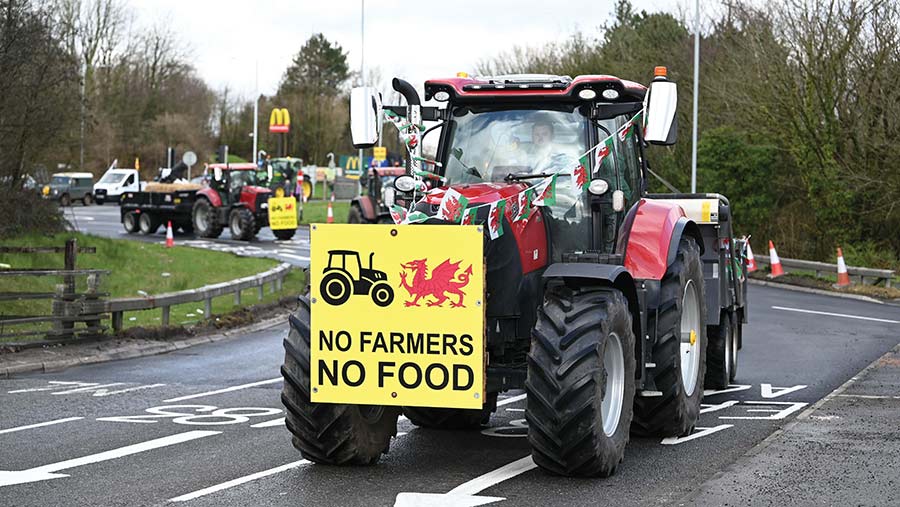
[373,146,387,161]
[310,224,485,409]
[267,196,298,230]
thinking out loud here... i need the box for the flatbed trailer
[120,187,199,235]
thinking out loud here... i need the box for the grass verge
[749,268,900,301]
[301,200,350,224]
[0,232,306,340]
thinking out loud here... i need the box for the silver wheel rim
[195,207,207,231]
[680,280,701,396]
[231,214,241,235]
[730,323,739,378]
[601,332,625,437]
[725,324,733,380]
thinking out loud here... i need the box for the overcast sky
[131,0,687,100]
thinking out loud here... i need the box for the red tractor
[280,68,747,476]
[348,166,407,224]
[192,163,296,241]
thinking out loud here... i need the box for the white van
[93,169,143,204]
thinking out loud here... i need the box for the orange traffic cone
[745,238,758,273]
[326,192,335,224]
[768,240,784,278]
[165,221,174,248]
[835,247,851,287]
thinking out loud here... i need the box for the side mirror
[350,87,382,148]
[644,77,677,145]
[213,167,223,181]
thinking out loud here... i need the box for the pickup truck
[94,168,144,204]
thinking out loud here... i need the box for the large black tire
[229,207,256,241]
[60,194,71,207]
[139,212,160,234]
[281,296,400,465]
[348,205,364,224]
[122,212,139,233]
[526,285,636,477]
[192,198,222,238]
[633,237,707,437]
[274,228,296,240]
[705,311,738,389]
[402,392,498,430]
[83,193,92,206]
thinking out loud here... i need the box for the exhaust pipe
[392,78,421,106]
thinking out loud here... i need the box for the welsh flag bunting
[461,207,479,225]
[504,195,519,223]
[403,211,430,224]
[532,174,557,207]
[514,189,533,222]
[618,121,634,142]
[594,137,614,173]
[574,155,590,192]
[389,205,407,224]
[488,200,506,239]
[438,188,469,223]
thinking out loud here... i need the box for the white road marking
[168,460,309,502]
[0,417,84,435]
[52,383,167,397]
[700,400,739,414]
[496,393,527,407]
[0,430,219,487]
[395,455,536,506]
[504,408,524,412]
[249,417,285,428]
[761,383,807,399]
[661,425,733,445]
[771,305,900,324]
[703,384,752,397]
[276,252,311,262]
[836,394,900,400]
[720,401,808,420]
[163,378,283,402]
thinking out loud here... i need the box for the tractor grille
[562,252,624,265]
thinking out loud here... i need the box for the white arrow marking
[720,401,808,420]
[168,460,308,502]
[760,383,807,399]
[0,417,84,435]
[395,455,536,506]
[8,381,94,393]
[163,378,282,402]
[661,424,733,445]
[249,417,285,428]
[0,430,219,487]
[700,400,739,414]
[703,384,752,397]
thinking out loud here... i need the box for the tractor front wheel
[526,285,636,477]
[370,282,394,307]
[320,272,352,306]
[402,392,497,430]
[281,296,399,465]
[229,208,256,241]
[632,237,707,437]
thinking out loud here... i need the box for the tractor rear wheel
[348,205,364,224]
[122,212,139,233]
[705,311,738,389]
[192,199,222,238]
[526,285,636,477]
[632,237,707,437]
[229,208,256,241]
[402,393,497,430]
[281,296,400,465]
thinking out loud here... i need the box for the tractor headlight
[588,179,609,195]
[261,202,268,209]
[382,187,395,207]
[394,175,417,193]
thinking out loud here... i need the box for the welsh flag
[488,200,506,239]
[594,137,614,173]
[618,121,634,142]
[389,205,407,224]
[461,207,479,225]
[504,195,519,223]
[532,174,557,207]
[438,188,469,223]
[514,189,533,222]
[574,155,590,193]
[403,211,430,224]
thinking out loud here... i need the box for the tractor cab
[207,163,270,210]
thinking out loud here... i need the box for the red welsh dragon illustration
[399,258,473,307]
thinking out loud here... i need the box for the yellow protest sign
[267,196,298,230]
[373,146,387,161]
[310,224,484,409]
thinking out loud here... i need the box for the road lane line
[0,417,84,435]
[163,378,283,402]
[277,253,310,262]
[0,430,220,487]
[168,460,309,502]
[249,417,285,428]
[496,393,527,407]
[836,394,900,400]
[771,306,900,324]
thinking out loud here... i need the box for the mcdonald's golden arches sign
[269,108,291,133]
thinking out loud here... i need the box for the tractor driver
[529,120,574,175]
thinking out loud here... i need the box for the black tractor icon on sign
[319,250,394,307]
